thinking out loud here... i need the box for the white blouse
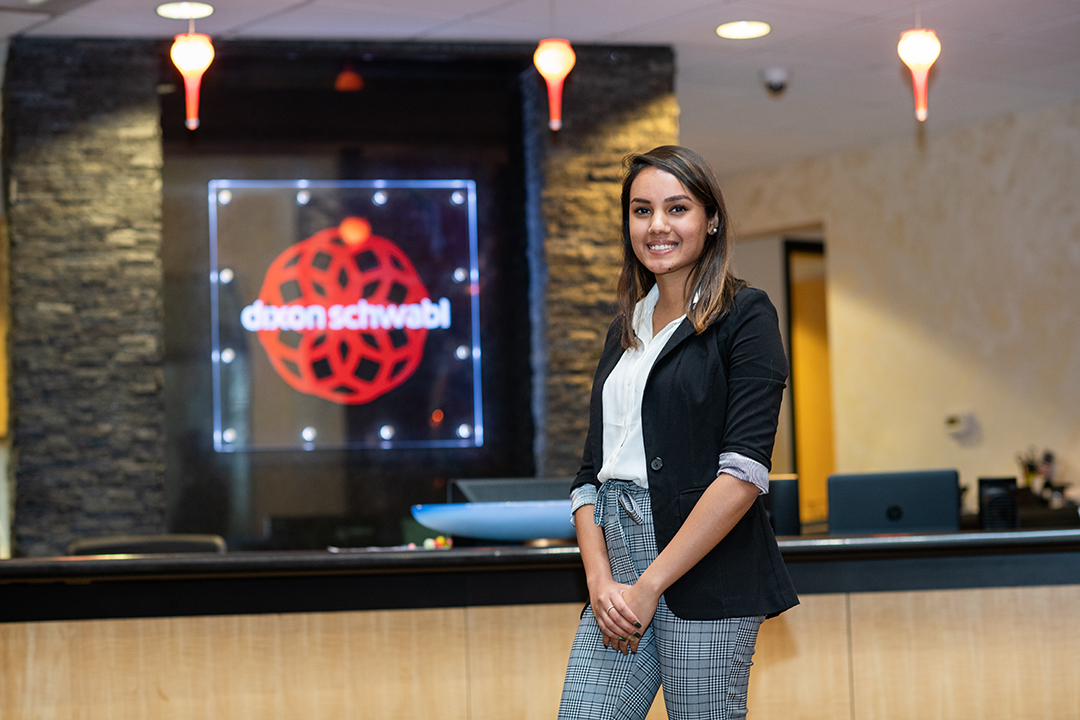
[597,284,685,488]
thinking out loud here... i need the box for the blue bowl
[411,500,575,542]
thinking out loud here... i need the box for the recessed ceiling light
[156,2,214,20]
[716,21,771,40]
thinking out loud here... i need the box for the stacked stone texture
[536,46,678,475]
[7,39,166,556]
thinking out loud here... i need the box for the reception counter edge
[2,528,1079,623]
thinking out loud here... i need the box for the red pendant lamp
[533,38,576,131]
[171,33,215,129]
[158,3,216,130]
[897,28,941,122]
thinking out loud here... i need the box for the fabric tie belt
[594,479,645,527]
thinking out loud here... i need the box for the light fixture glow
[335,64,363,92]
[156,2,213,20]
[716,21,771,39]
[170,32,215,130]
[897,28,941,122]
[533,38,576,131]
[339,217,371,246]
[159,3,215,131]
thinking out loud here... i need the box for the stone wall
[536,46,678,475]
[6,39,166,556]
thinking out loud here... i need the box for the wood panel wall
[2,586,1078,719]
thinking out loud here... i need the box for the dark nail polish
[633,622,641,628]
[633,632,641,638]
[619,637,626,642]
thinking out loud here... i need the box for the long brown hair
[616,145,745,349]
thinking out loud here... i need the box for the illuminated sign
[209,180,482,452]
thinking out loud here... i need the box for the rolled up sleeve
[718,451,770,495]
[569,483,598,526]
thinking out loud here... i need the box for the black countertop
[3,529,1079,623]
[2,527,1080,581]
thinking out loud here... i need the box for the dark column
[6,39,166,556]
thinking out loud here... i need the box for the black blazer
[572,287,799,620]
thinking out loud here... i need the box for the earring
[708,226,718,235]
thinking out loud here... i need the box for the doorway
[785,240,834,525]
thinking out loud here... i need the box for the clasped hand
[591,580,659,655]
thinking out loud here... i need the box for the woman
[558,146,798,720]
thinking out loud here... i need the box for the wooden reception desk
[2,529,1079,719]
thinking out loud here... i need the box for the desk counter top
[2,528,1079,623]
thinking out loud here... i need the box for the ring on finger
[606,605,615,612]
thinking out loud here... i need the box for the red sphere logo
[246,217,436,404]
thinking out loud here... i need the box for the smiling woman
[559,146,797,720]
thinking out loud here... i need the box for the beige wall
[720,99,1080,510]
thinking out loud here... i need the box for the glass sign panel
[209,180,482,452]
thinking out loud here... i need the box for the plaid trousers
[558,480,763,720]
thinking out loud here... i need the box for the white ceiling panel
[415,19,552,42]
[477,0,722,43]
[915,0,1080,41]
[25,0,300,38]
[1011,13,1080,53]
[0,9,49,36]
[235,5,451,40]
[939,35,1080,80]
[5,0,1080,172]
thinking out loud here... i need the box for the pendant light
[533,0,575,131]
[533,38,576,131]
[897,1,940,123]
[897,29,940,122]
[157,2,216,130]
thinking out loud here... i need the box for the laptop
[827,469,960,535]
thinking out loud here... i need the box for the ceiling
[3,0,1080,174]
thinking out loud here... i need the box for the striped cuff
[718,452,770,495]
[569,484,598,526]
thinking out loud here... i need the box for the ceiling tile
[912,0,1080,41]
[25,0,300,37]
[8,0,1080,173]
[0,9,48,36]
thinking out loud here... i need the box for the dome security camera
[760,67,790,96]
